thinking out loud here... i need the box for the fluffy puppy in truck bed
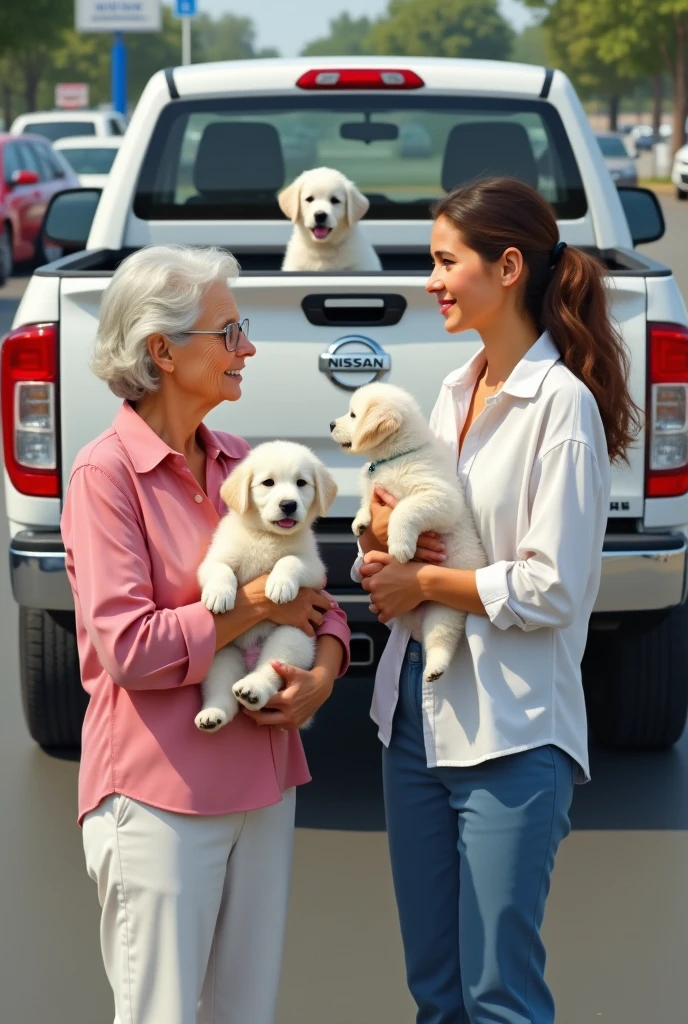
[278,166,382,272]
[331,382,487,683]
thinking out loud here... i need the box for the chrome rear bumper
[9,530,688,616]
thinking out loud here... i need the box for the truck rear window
[134,95,587,221]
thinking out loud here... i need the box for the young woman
[356,177,639,1024]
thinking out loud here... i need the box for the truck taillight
[1,323,59,497]
[647,322,688,498]
[296,68,424,90]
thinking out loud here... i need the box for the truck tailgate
[58,273,648,520]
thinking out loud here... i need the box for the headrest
[441,122,539,192]
[193,122,285,196]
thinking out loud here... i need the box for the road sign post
[75,0,162,114]
[173,0,197,67]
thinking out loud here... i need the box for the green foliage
[301,14,374,57]
[367,0,514,60]
[192,12,279,63]
[510,24,549,66]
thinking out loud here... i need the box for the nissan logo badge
[319,335,391,391]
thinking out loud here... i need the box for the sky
[196,0,537,58]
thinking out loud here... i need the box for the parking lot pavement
[0,199,687,1024]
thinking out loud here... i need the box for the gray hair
[90,244,240,401]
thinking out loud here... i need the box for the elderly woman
[61,245,350,1024]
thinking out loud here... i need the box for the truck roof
[165,57,551,102]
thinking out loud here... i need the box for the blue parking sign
[173,0,196,16]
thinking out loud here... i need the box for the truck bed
[35,245,672,279]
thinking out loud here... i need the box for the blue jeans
[382,641,575,1024]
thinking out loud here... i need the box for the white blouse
[355,332,611,781]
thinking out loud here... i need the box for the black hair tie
[551,240,567,268]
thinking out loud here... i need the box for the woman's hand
[359,551,426,623]
[359,486,446,564]
[243,576,332,637]
[242,660,335,729]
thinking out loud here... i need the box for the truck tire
[19,608,87,756]
[677,187,688,201]
[583,606,688,749]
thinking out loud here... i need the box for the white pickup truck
[4,57,688,755]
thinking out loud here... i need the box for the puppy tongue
[278,518,296,528]
[313,226,330,239]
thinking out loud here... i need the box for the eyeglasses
[182,318,249,353]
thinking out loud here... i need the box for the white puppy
[196,440,337,732]
[279,167,382,272]
[331,383,487,683]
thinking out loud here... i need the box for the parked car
[53,136,122,189]
[671,142,688,200]
[595,132,638,187]
[6,57,687,757]
[0,132,79,275]
[397,123,433,158]
[10,109,127,143]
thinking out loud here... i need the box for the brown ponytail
[432,177,641,464]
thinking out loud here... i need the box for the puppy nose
[314,211,328,225]
[279,500,298,516]
[329,421,336,432]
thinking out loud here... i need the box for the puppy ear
[312,463,338,517]
[278,175,303,223]
[220,460,252,516]
[354,403,402,452]
[345,180,370,226]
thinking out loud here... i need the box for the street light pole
[182,17,191,65]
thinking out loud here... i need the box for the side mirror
[11,168,40,186]
[617,186,665,245]
[41,188,102,256]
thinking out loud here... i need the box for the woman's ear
[278,175,303,223]
[312,463,338,517]
[220,460,252,516]
[354,403,403,452]
[147,333,175,375]
[501,246,525,290]
[345,180,370,226]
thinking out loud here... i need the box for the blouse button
[194,494,203,503]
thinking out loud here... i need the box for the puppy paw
[388,534,416,565]
[352,514,371,537]
[265,571,300,605]
[233,674,276,711]
[423,654,450,684]
[201,579,237,615]
[195,701,238,732]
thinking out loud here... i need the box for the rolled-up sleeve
[63,465,216,690]
[475,440,604,631]
[317,603,351,676]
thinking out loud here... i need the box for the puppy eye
[305,196,314,203]
[331,196,341,205]
[262,479,275,487]
[350,411,356,419]
[296,479,308,487]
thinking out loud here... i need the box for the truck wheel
[584,606,688,749]
[19,608,87,756]
[677,187,688,201]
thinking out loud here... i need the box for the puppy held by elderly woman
[196,440,337,730]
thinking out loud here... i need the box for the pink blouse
[61,401,350,825]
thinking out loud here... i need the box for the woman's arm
[359,554,486,622]
[62,465,332,690]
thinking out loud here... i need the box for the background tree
[192,12,278,63]
[301,14,373,57]
[367,0,514,61]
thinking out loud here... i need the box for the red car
[0,132,79,284]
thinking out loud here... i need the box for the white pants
[82,790,296,1024]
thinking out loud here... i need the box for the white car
[9,110,126,143]
[671,143,688,200]
[53,136,122,189]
